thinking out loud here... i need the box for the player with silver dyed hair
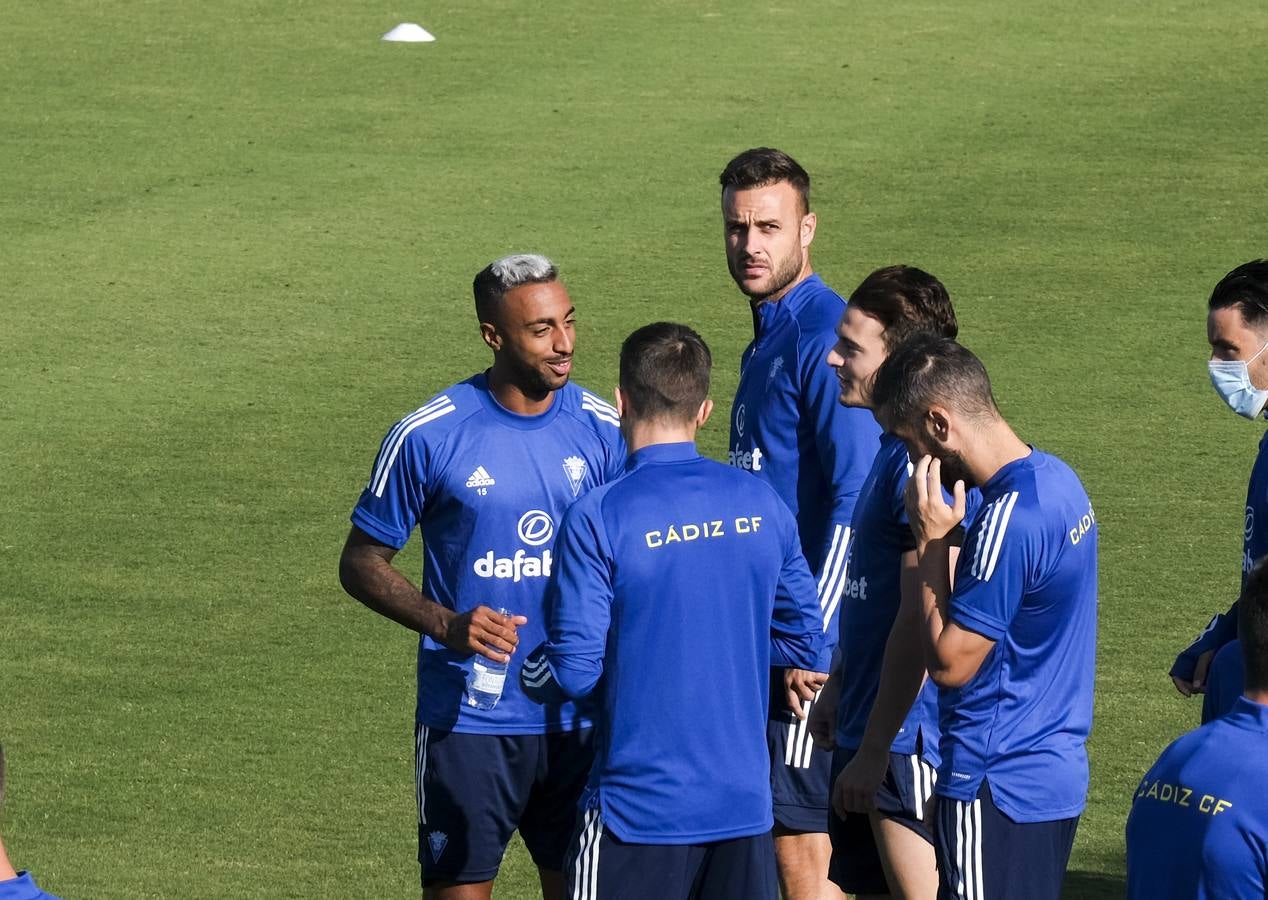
[339,253,626,899]
[473,253,558,312]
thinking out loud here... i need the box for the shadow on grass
[1063,869,1125,899]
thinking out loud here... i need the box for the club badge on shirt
[563,455,588,497]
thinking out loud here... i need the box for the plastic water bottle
[466,607,512,710]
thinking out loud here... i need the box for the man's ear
[926,405,954,448]
[800,211,817,250]
[614,387,626,419]
[696,397,714,429]
[480,321,501,352]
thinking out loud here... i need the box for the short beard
[731,247,805,303]
[939,451,975,490]
[507,355,564,399]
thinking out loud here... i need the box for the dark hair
[472,253,558,324]
[719,148,811,216]
[849,265,958,351]
[1209,260,1268,328]
[619,323,712,422]
[1240,555,1268,691]
[871,334,998,431]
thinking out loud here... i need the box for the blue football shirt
[1172,429,1268,682]
[350,373,626,734]
[835,432,980,759]
[521,442,825,843]
[1126,696,1268,899]
[0,873,62,900]
[728,274,882,669]
[936,449,1098,823]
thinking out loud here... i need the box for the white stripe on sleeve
[820,527,852,630]
[817,524,847,599]
[982,493,1019,582]
[370,399,456,497]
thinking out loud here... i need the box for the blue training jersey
[835,433,980,760]
[520,442,825,843]
[1172,428,1268,682]
[728,274,882,670]
[937,449,1098,822]
[0,873,62,900]
[349,373,626,734]
[1126,696,1268,899]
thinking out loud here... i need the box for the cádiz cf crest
[766,356,785,390]
[563,456,588,497]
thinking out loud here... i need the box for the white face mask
[1209,340,1268,419]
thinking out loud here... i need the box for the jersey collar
[626,441,700,471]
[0,873,48,900]
[1227,695,1268,732]
[752,273,825,335]
[471,372,563,430]
[981,446,1038,494]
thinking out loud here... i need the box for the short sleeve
[350,425,429,549]
[948,491,1027,641]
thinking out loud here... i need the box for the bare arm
[857,550,927,753]
[908,458,995,688]
[833,546,960,814]
[337,526,523,663]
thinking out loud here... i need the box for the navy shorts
[566,806,778,900]
[415,724,594,885]
[828,745,938,895]
[768,671,832,832]
[933,781,1079,900]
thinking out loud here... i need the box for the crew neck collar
[473,371,563,430]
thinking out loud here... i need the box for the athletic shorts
[827,745,938,895]
[768,670,833,832]
[566,806,777,900]
[933,780,1079,900]
[414,724,594,885]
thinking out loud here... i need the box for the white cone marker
[382,23,435,42]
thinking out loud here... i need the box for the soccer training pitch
[3,1,1266,896]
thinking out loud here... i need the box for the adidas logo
[466,466,496,489]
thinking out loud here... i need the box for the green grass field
[3,0,1268,896]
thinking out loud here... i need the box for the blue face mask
[1209,341,1268,419]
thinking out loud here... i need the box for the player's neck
[623,422,698,455]
[486,367,555,416]
[967,420,1031,487]
[0,834,17,881]
[1244,688,1268,707]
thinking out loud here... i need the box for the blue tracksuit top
[1173,428,1268,683]
[727,274,882,670]
[521,442,825,842]
[1127,696,1268,899]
